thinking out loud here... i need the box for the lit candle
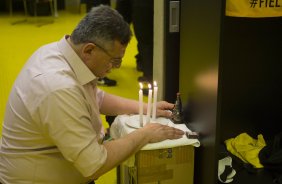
[146,84,153,124]
[139,83,143,127]
[152,81,158,120]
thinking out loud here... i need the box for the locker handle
[169,1,180,33]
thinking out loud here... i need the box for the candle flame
[148,83,152,89]
[139,82,143,89]
[154,81,157,87]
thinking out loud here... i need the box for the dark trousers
[116,0,153,79]
[131,0,153,79]
[85,0,110,12]
[116,0,132,23]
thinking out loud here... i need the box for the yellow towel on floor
[225,133,266,168]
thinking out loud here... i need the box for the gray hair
[71,5,132,49]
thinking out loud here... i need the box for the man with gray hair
[0,5,184,184]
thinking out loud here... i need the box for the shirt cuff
[74,141,107,177]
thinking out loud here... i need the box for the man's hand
[142,123,184,143]
[156,101,174,118]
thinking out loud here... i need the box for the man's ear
[81,43,96,58]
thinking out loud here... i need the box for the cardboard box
[119,145,194,184]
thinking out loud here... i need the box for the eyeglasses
[92,42,122,68]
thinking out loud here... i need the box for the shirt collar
[57,35,97,85]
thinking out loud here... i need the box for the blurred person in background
[116,0,154,84]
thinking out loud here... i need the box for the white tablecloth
[110,115,200,167]
[110,114,200,150]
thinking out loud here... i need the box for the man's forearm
[92,128,149,179]
[100,93,147,115]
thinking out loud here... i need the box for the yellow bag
[226,0,282,17]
